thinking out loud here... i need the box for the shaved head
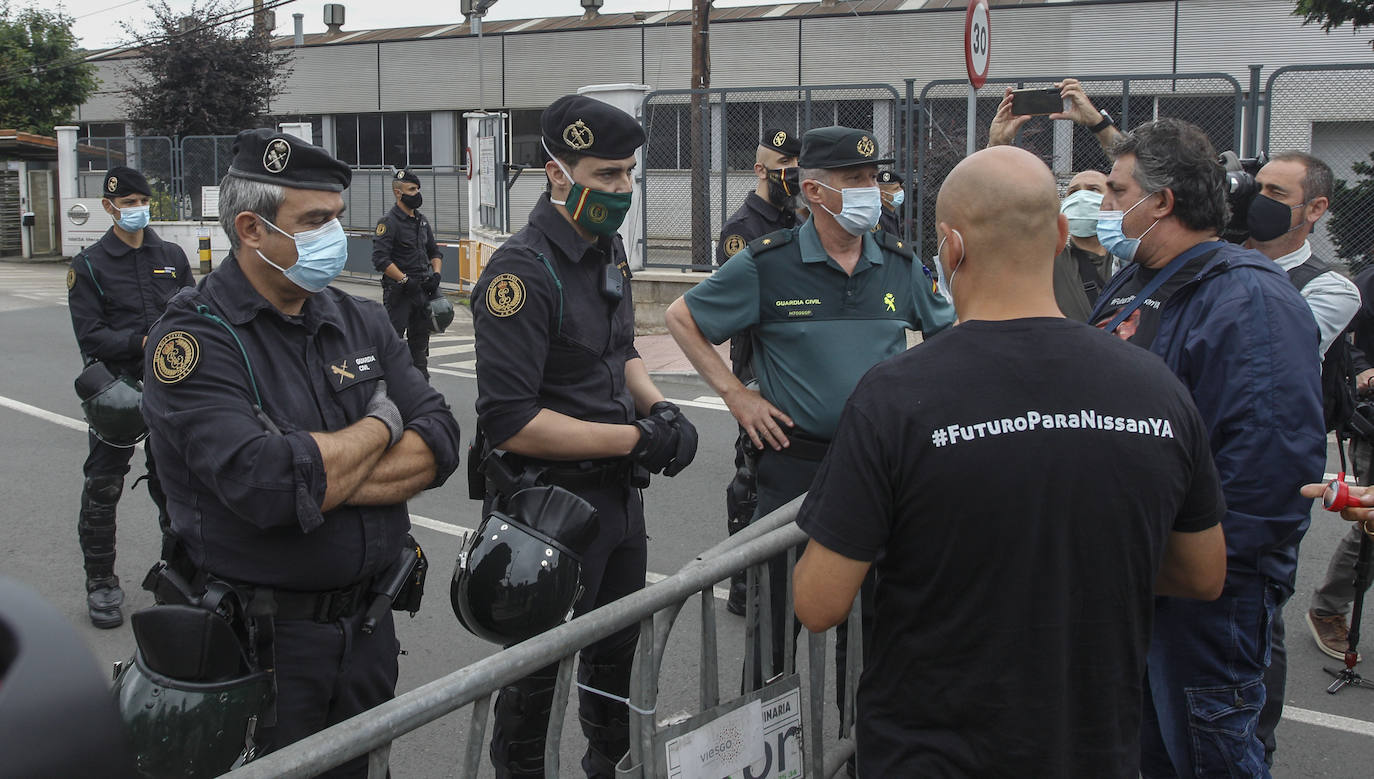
[1067,170,1108,195]
[936,146,1063,269]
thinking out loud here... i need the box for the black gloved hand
[421,270,441,295]
[630,413,681,475]
[649,400,697,477]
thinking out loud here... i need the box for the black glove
[649,400,697,477]
[421,270,441,295]
[630,401,697,477]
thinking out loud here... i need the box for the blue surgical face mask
[817,182,883,236]
[889,189,905,208]
[934,228,964,304]
[1060,190,1103,238]
[1096,193,1160,263]
[113,204,150,232]
[256,216,348,293]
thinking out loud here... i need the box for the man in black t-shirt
[793,146,1227,777]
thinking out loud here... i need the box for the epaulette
[873,230,915,259]
[748,229,794,255]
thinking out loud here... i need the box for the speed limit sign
[965,0,991,88]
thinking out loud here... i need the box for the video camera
[1219,150,1267,244]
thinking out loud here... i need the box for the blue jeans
[1140,575,1278,779]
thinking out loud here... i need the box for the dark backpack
[1288,258,1358,433]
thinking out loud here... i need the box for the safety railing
[230,495,861,778]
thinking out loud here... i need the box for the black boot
[79,475,124,629]
[727,572,747,616]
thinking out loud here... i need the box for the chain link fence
[641,84,902,269]
[908,73,1243,259]
[76,136,181,220]
[1266,63,1374,274]
[179,135,235,221]
[340,167,469,240]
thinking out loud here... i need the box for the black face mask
[765,167,800,207]
[401,192,423,210]
[1246,193,1303,242]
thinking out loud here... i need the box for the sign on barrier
[660,675,805,779]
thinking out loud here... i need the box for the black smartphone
[1011,87,1066,116]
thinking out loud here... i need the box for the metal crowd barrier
[230,496,862,778]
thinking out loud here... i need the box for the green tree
[1329,152,1374,265]
[0,4,96,134]
[1294,0,1374,47]
[123,1,290,137]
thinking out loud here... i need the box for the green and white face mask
[544,140,633,236]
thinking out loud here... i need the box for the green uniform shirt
[684,219,955,438]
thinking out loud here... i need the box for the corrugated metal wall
[80,0,1374,124]
[76,60,136,122]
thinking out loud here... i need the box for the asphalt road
[2,261,1371,777]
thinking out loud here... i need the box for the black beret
[393,168,420,186]
[877,170,904,185]
[761,127,800,157]
[226,128,351,192]
[102,166,150,198]
[799,126,894,169]
[541,94,645,160]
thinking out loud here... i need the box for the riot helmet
[428,295,455,334]
[0,576,138,778]
[113,647,271,778]
[75,360,147,447]
[452,485,599,645]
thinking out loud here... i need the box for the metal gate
[907,72,1244,259]
[76,136,180,219]
[0,170,18,255]
[640,84,902,269]
[1264,63,1374,270]
[26,170,56,255]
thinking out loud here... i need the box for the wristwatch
[1088,110,1115,134]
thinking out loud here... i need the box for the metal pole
[965,83,976,157]
[688,0,711,268]
[1244,64,1262,158]
[475,14,484,112]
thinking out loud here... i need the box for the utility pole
[689,0,711,267]
[252,0,266,35]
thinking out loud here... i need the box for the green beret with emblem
[799,126,894,169]
[226,128,351,192]
[541,94,646,160]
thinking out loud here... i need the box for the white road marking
[428,344,475,357]
[1282,706,1374,738]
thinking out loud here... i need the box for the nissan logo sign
[68,203,89,225]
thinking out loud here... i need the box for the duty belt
[219,578,374,624]
[536,459,634,489]
[773,431,831,462]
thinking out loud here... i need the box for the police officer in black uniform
[141,129,461,778]
[876,169,906,237]
[373,168,443,379]
[67,166,193,628]
[471,94,698,779]
[715,128,801,614]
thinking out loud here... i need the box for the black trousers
[259,608,400,778]
[489,482,647,778]
[744,451,873,714]
[382,279,431,377]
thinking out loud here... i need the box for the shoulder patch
[749,229,795,255]
[873,230,914,259]
[153,331,200,384]
[722,234,747,258]
[66,268,76,290]
[375,222,387,237]
[486,273,526,318]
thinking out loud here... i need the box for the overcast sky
[53,0,774,49]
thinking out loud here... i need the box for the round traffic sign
[965,0,991,89]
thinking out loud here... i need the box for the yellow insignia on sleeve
[153,331,200,384]
[723,234,746,257]
[66,269,76,290]
[375,223,386,237]
[857,136,875,157]
[762,238,773,246]
[486,273,526,318]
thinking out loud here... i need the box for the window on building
[509,108,544,168]
[334,112,434,168]
[271,115,325,147]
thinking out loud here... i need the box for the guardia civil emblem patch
[153,331,200,384]
[66,269,76,290]
[487,273,526,318]
[375,223,387,237]
[723,234,746,257]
